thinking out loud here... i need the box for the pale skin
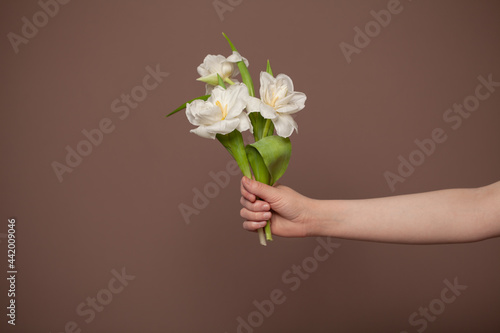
[240,177,500,244]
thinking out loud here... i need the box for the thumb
[242,177,280,204]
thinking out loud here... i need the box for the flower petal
[259,103,277,119]
[208,86,225,104]
[272,114,298,138]
[236,112,253,133]
[224,83,249,119]
[259,72,275,103]
[226,51,249,67]
[246,96,262,113]
[190,126,217,139]
[186,100,220,126]
[196,63,210,78]
[275,74,294,93]
[199,55,226,74]
[275,92,306,114]
[205,84,214,95]
[245,96,277,119]
[203,118,240,135]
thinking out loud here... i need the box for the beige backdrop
[1,0,499,332]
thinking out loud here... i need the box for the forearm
[311,182,500,243]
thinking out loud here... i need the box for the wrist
[306,199,346,237]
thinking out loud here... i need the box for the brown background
[1,0,499,332]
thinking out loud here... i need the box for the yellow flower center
[216,100,228,120]
[270,94,280,108]
[269,85,288,108]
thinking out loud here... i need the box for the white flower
[197,51,249,94]
[186,83,253,139]
[246,72,306,138]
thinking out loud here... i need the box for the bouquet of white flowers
[168,33,306,245]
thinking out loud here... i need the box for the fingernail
[243,177,250,185]
[263,203,270,210]
[264,212,272,219]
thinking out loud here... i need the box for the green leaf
[166,95,210,117]
[222,33,255,97]
[266,59,273,76]
[262,118,274,138]
[246,142,273,242]
[222,32,237,50]
[217,74,226,89]
[247,135,292,185]
[245,145,270,185]
[249,113,266,141]
[216,130,252,179]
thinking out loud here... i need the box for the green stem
[225,77,235,85]
[265,221,272,241]
[262,119,272,138]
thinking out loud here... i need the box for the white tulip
[186,83,253,139]
[196,51,249,94]
[247,72,306,138]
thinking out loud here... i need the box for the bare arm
[240,178,500,244]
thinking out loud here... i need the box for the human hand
[239,177,316,237]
